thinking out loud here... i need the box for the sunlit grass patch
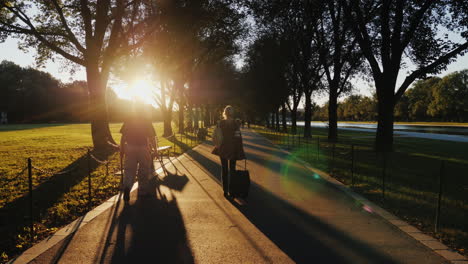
[0,122,205,263]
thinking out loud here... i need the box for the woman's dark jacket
[212,119,245,160]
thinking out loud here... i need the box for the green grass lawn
[0,123,204,263]
[253,125,468,256]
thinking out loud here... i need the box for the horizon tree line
[241,0,467,152]
[1,0,467,152]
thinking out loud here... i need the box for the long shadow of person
[109,183,194,264]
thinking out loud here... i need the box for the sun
[113,79,159,108]
[131,79,155,104]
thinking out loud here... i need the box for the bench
[154,134,175,175]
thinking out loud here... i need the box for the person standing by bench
[120,104,157,202]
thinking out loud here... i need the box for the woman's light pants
[123,144,153,195]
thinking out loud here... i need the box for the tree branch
[400,0,433,51]
[390,0,404,61]
[343,0,382,78]
[1,3,85,65]
[94,0,112,51]
[79,0,93,47]
[380,0,391,70]
[50,0,85,53]
[395,41,468,101]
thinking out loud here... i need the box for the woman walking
[212,105,245,197]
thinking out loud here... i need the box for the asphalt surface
[28,129,448,264]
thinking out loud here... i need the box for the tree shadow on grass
[0,149,116,231]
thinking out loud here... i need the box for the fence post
[351,145,355,186]
[382,152,387,200]
[435,160,445,233]
[27,158,34,242]
[87,149,92,207]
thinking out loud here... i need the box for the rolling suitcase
[229,159,250,198]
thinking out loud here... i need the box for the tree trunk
[214,106,220,124]
[210,107,214,125]
[374,74,398,152]
[272,111,276,130]
[304,93,312,138]
[375,91,395,152]
[328,88,338,142]
[178,106,184,133]
[275,108,280,131]
[194,107,199,129]
[281,104,287,132]
[86,67,115,150]
[187,104,193,131]
[273,111,277,130]
[266,114,270,128]
[173,79,185,133]
[291,109,297,134]
[163,112,173,137]
[204,105,210,127]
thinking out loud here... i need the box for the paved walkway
[21,129,450,263]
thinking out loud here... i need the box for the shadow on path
[229,182,398,264]
[108,178,194,264]
[187,140,399,264]
[109,197,194,263]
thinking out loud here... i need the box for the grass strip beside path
[253,125,468,257]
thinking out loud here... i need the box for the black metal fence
[0,129,206,248]
[257,125,468,247]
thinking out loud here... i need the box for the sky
[1,35,467,106]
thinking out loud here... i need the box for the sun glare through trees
[112,79,160,108]
[0,0,467,263]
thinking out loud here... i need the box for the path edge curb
[252,128,467,264]
[6,155,179,264]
